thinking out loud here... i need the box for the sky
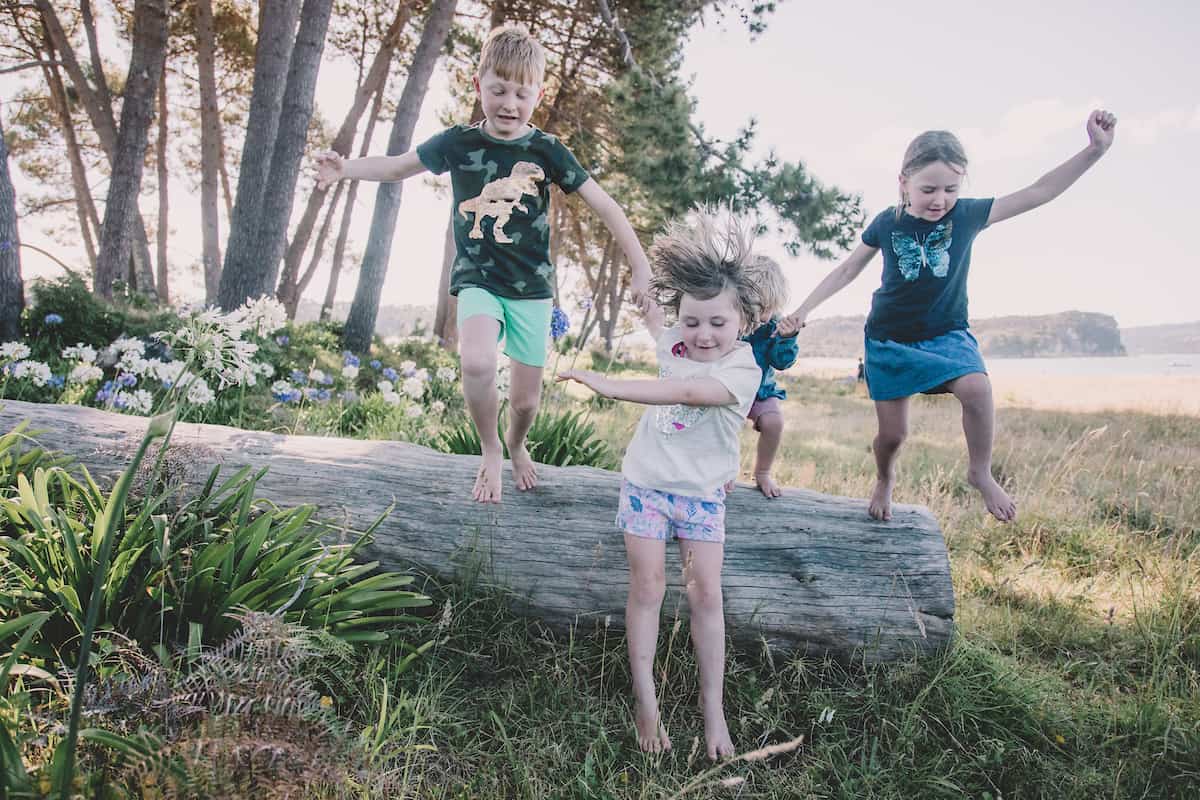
[7,0,1200,328]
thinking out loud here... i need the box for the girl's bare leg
[947,372,1016,522]
[624,533,672,753]
[678,539,734,760]
[752,411,785,498]
[870,397,910,521]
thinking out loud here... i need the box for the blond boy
[316,25,651,503]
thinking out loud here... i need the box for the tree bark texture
[342,0,459,353]
[155,66,169,304]
[0,111,25,341]
[216,0,301,310]
[94,0,169,300]
[41,54,100,275]
[195,0,224,304]
[0,400,955,663]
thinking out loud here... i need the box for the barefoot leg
[753,411,785,498]
[624,533,671,753]
[947,372,1016,522]
[460,315,504,503]
[505,360,543,491]
[678,539,734,760]
[870,398,909,521]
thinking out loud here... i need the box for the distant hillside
[801,311,1126,358]
[294,300,435,339]
[1120,321,1200,355]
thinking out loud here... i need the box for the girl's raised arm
[779,242,878,334]
[642,300,666,342]
[988,109,1116,226]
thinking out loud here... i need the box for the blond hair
[477,24,546,86]
[750,254,789,321]
[896,130,968,220]
[649,208,769,334]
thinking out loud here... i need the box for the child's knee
[685,576,723,614]
[876,427,907,451]
[629,568,666,606]
[954,375,993,411]
[460,350,496,382]
[508,387,541,418]
[756,411,784,437]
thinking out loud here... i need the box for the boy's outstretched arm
[988,109,1117,225]
[314,149,427,191]
[778,243,878,335]
[557,370,735,407]
[574,179,652,309]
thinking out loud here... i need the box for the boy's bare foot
[754,471,782,499]
[701,701,734,760]
[868,476,894,521]
[472,446,503,503]
[634,701,671,753]
[507,440,538,492]
[723,478,735,493]
[968,468,1016,522]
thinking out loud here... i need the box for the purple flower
[290,369,307,384]
[276,335,290,347]
[95,380,116,404]
[382,367,398,382]
[48,374,65,388]
[369,359,382,370]
[117,372,137,388]
[550,306,569,341]
[340,390,359,403]
[343,351,360,368]
[318,372,334,386]
[44,313,64,326]
[317,388,332,402]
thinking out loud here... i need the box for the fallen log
[0,399,954,662]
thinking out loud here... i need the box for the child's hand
[630,271,651,313]
[777,309,807,337]
[556,368,608,395]
[1086,109,1117,155]
[314,150,345,190]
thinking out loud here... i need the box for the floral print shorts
[616,479,726,543]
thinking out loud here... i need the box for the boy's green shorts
[456,287,552,368]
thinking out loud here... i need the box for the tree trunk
[319,81,387,321]
[155,66,170,304]
[282,177,343,319]
[41,54,100,276]
[276,3,412,307]
[246,0,335,302]
[94,0,169,300]
[432,218,457,349]
[0,399,955,663]
[195,0,223,305]
[216,0,302,310]
[342,0,459,353]
[0,111,25,341]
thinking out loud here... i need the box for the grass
[318,374,1198,798]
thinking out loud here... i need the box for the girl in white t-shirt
[558,210,765,761]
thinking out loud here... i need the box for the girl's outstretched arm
[778,243,878,334]
[988,109,1117,225]
[557,370,735,407]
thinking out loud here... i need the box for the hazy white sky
[11,0,1200,327]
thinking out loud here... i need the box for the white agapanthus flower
[405,404,423,418]
[153,360,187,386]
[129,389,154,415]
[401,377,425,399]
[12,360,51,386]
[376,379,394,393]
[399,360,416,376]
[111,336,145,356]
[308,368,328,384]
[62,343,97,363]
[255,362,275,378]
[68,363,104,384]
[235,295,288,337]
[413,368,429,382]
[381,390,402,406]
[342,365,359,380]
[186,378,216,406]
[0,341,31,361]
[118,352,153,376]
[436,366,457,382]
[430,400,446,414]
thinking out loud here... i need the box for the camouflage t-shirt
[416,123,589,300]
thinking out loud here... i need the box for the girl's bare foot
[754,471,782,498]
[868,476,894,521]
[472,446,504,503]
[968,468,1016,522]
[634,701,671,753]
[507,440,538,492]
[723,478,735,492]
[701,702,734,760]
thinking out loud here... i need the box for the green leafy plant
[435,406,618,469]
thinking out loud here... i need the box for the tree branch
[0,59,62,74]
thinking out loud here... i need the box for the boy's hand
[314,150,345,190]
[1086,109,1117,155]
[777,309,807,337]
[556,368,609,395]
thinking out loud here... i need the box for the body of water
[795,354,1200,379]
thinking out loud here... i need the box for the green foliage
[435,405,618,469]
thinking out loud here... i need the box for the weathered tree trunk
[216,0,302,310]
[0,111,25,341]
[319,81,387,321]
[41,54,100,275]
[155,67,170,304]
[195,0,223,304]
[0,400,955,663]
[432,218,458,350]
[94,0,169,300]
[283,178,344,318]
[276,3,412,309]
[343,0,459,352]
[246,0,335,302]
